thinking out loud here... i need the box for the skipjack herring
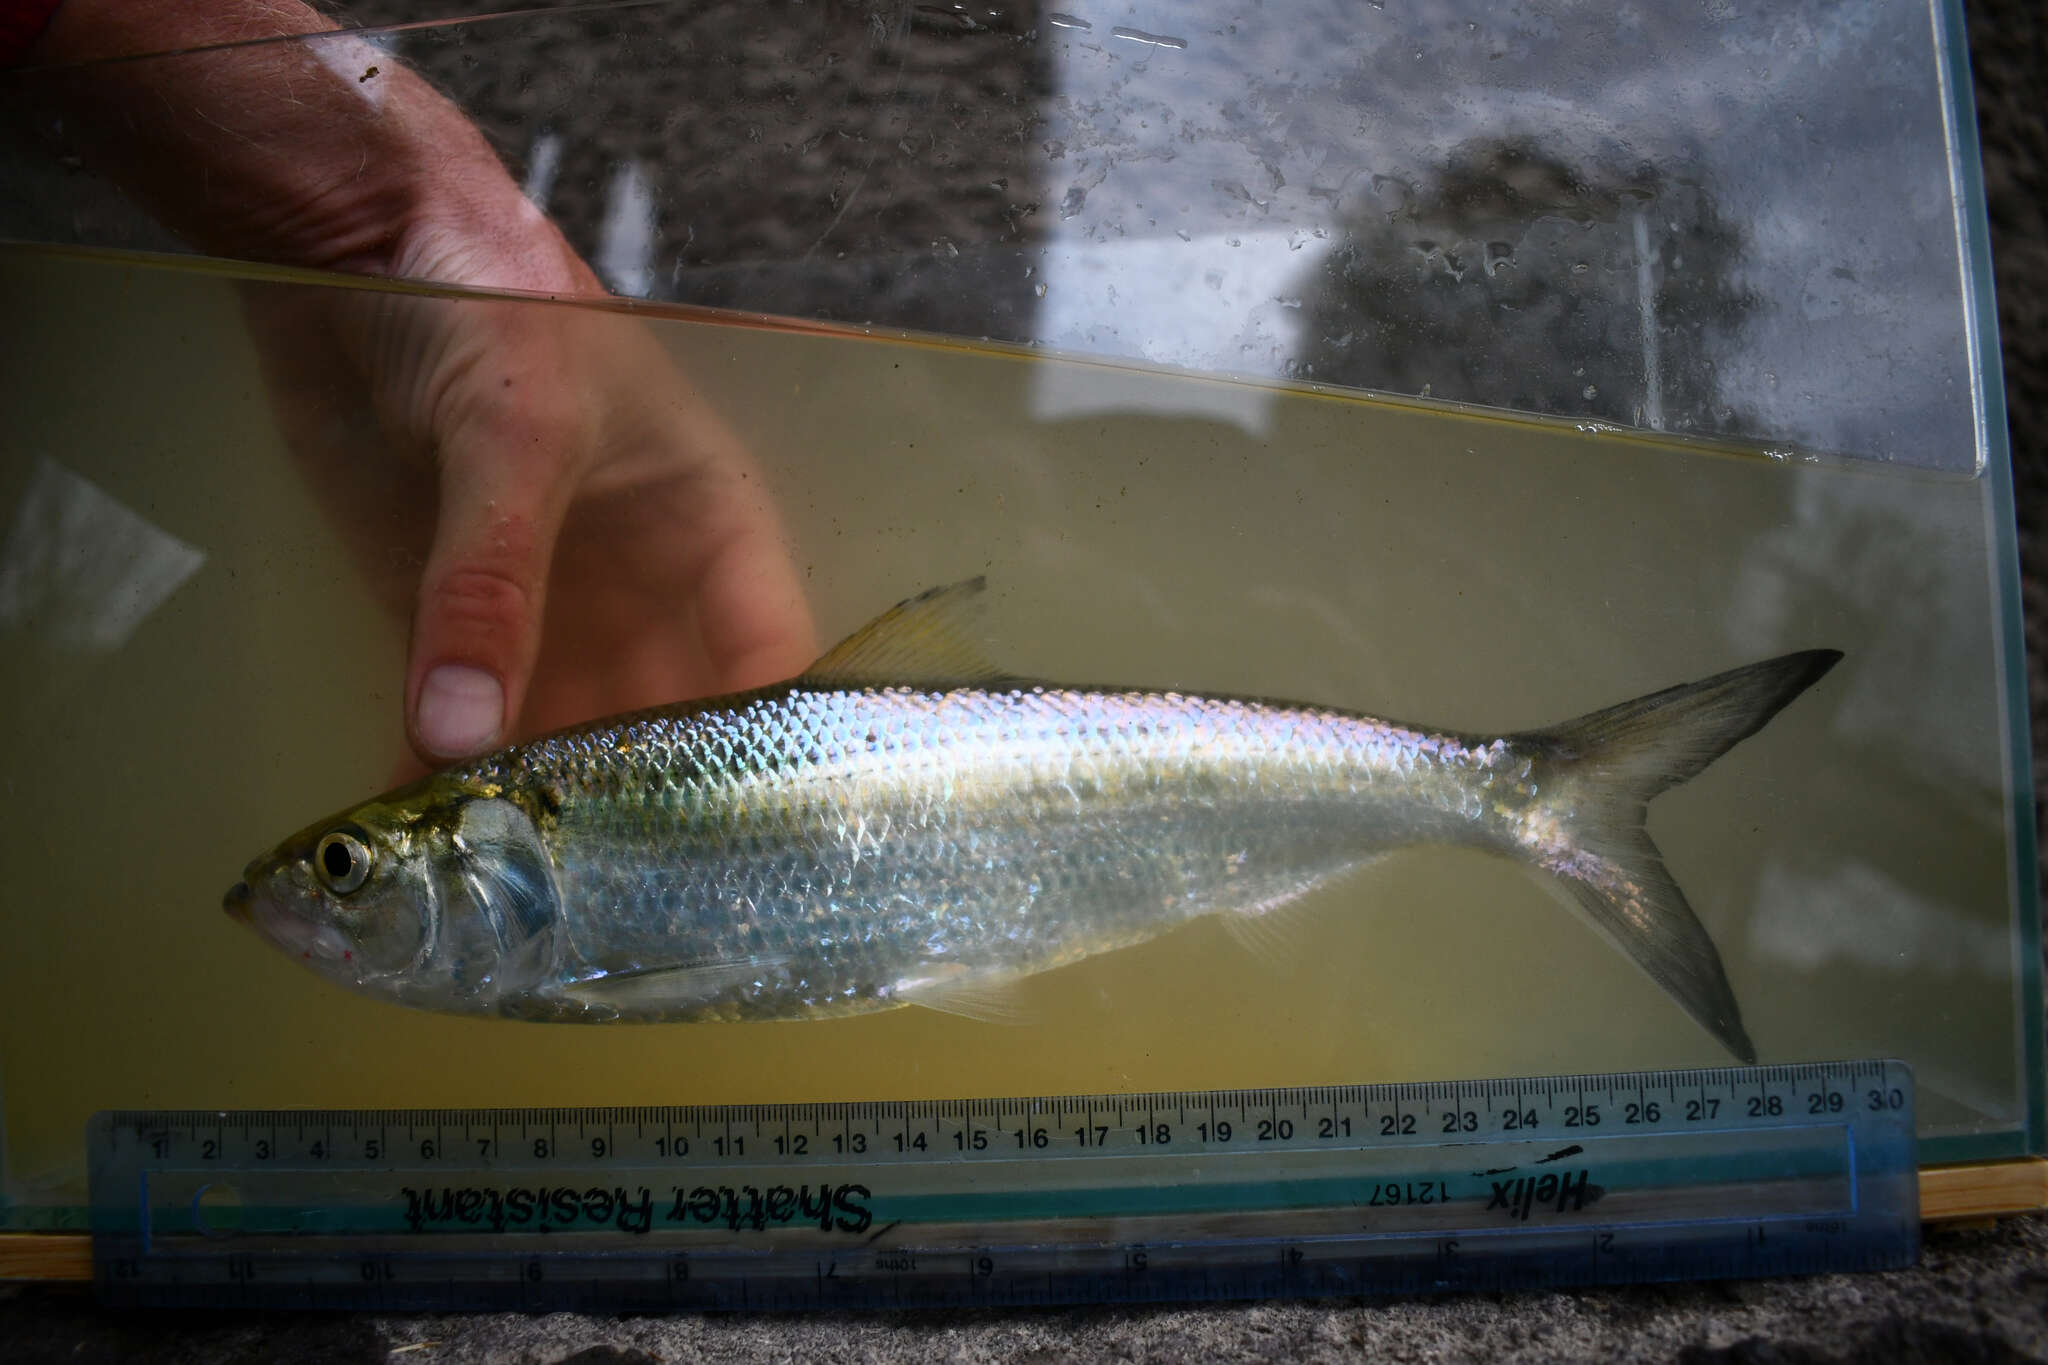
[228,579,1838,1062]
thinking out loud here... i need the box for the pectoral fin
[440,798,560,951]
[560,957,790,1016]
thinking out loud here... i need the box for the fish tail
[1512,650,1842,1063]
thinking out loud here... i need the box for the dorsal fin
[799,578,1012,688]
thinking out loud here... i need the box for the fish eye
[314,830,373,895]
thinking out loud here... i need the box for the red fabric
[0,0,63,66]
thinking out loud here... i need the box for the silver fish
[227,580,1839,1060]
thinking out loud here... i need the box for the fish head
[227,786,443,990]
[227,778,560,1012]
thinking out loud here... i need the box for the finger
[407,393,583,764]
[622,395,818,690]
[689,505,818,692]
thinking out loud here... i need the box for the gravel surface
[3,1215,2045,1362]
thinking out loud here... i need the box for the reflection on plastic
[1750,861,2009,977]
[596,156,659,298]
[522,129,564,210]
[0,455,205,651]
[305,30,393,111]
[0,0,1987,466]
[1725,468,1996,785]
[1029,226,1316,437]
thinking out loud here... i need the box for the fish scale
[478,683,1535,1021]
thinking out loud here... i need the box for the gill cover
[428,797,561,996]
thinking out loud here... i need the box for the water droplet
[1059,185,1088,218]
[1485,240,1515,275]
[1274,295,1303,309]
[1033,282,1047,298]
[1046,11,1091,31]
[1112,26,1188,49]
[1175,228,1192,242]
[1370,173,1413,204]
[1213,180,1269,210]
[1581,384,1597,399]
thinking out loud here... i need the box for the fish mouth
[231,894,359,967]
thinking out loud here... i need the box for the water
[0,246,2029,1211]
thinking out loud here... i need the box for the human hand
[33,0,817,766]
[249,272,818,769]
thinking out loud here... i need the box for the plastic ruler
[88,1059,1918,1310]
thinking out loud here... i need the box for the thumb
[407,436,574,765]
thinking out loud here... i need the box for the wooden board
[1918,1156,2048,1224]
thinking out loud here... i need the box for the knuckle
[443,369,597,474]
[425,564,539,642]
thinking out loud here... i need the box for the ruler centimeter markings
[88,1061,1918,1311]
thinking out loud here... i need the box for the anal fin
[1216,898,1323,976]
[1213,856,1381,975]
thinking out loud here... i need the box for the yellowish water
[0,247,2029,1209]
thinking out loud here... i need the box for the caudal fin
[1515,651,1842,1063]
